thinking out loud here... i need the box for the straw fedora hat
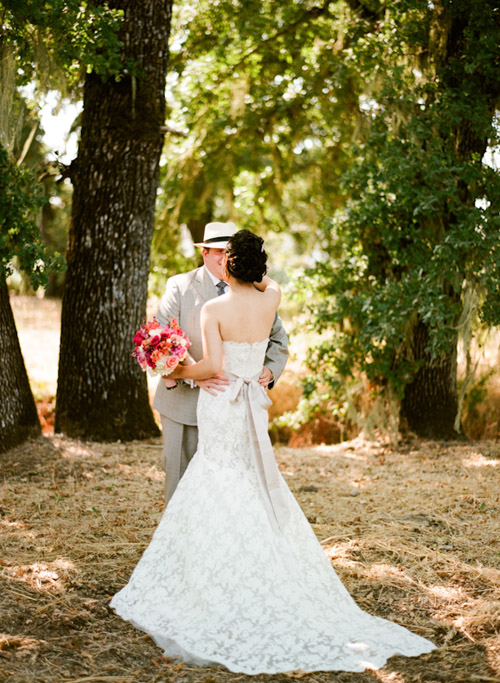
[194,221,238,249]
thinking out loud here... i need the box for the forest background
[2,0,500,452]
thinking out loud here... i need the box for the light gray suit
[153,265,289,503]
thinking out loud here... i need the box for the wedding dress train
[110,340,435,674]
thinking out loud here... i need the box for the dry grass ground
[2,296,499,682]
[1,435,500,683]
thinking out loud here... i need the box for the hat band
[204,235,233,244]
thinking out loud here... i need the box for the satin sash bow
[227,372,290,534]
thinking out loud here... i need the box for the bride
[111,229,435,674]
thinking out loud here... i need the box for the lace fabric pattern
[110,340,435,674]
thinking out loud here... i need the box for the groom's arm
[157,276,181,326]
[158,279,196,365]
[263,312,289,389]
[157,277,186,389]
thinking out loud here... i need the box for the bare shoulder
[202,297,222,312]
[201,297,223,321]
[262,285,281,306]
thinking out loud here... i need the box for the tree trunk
[401,3,499,441]
[0,280,41,452]
[400,319,460,439]
[55,0,172,441]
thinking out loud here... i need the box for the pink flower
[132,317,191,377]
[133,330,146,344]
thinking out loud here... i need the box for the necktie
[216,280,226,296]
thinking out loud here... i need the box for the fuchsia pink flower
[132,317,191,377]
[133,329,147,345]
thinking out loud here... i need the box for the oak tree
[55,0,173,440]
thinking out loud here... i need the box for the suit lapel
[194,266,217,303]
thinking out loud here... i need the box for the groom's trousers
[160,415,198,505]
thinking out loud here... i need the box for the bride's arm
[175,303,223,381]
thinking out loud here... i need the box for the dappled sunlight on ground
[426,584,467,603]
[56,440,95,460]
[315,443,371,461]
[3,558,75,593]
[117,462,165,481]
[461,452,500,468]
[0,517,29,532]
[322,540,362,569]
[0,633,49,657]
[363,563,418,587]
[370,670,408,683]
[486,638,500,672]
[10,296,61,397]
[1,434,500,680]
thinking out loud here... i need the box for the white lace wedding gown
[111,340,435,674]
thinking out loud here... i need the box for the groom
[153,221,289,504]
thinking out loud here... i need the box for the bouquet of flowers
[132,317,191,377]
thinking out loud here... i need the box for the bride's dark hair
[225,229,267,283]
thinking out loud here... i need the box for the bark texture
[0,280,40,452]
[55,0,172,440]
[400,319,460,440]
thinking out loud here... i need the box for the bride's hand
[195,372,230,395]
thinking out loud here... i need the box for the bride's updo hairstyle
[225,229,267,283]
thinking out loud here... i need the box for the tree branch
[16,121,38,166]
[160,125,188,137]
[231,0,336,70]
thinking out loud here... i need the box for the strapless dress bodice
[222,339,269,378]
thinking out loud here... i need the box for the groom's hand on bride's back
[259,366,274,389]
[195,373,229,395]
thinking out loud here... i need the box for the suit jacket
[152,266,289,426]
